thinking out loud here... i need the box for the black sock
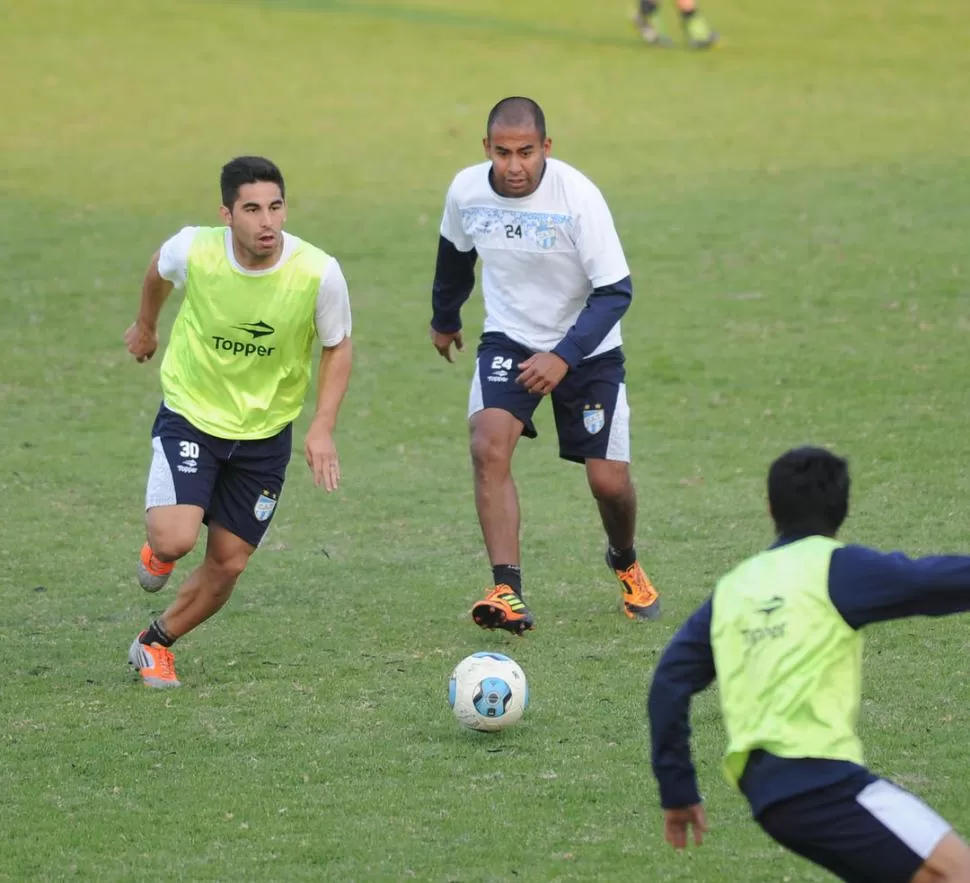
[492,564,522,596]
[680,6,697,19]
[640,0,659,15]
[609,545,637,571]
[141,619,175,648]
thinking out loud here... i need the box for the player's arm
[125,252,174,362]
[431,236,478,334]
[430,183,477,363]
[648,597,716,849]
[305,261,353,491]
[550,277,632,369]
[125,227,195,362]
[829,545,970,627]
[138,252,174,328]
[516,277,632,395]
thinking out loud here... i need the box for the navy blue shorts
[468,333,630,464]
[757,772,951,883]
[144,404,293,547]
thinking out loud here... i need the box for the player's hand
[125,320,158,362]
[304,421,340,491]
[516,352,568,395]
[430,326,464,363]
[663,804,707,850]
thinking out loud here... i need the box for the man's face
[484,124,551,198]
[220,181,286,264]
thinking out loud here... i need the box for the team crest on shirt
[582,403,605,435]
[535,225,557,250]
[254,489,279,522]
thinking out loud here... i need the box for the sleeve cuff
[551,337,585,369]
[431,315,462,334]
[658,773,702,810]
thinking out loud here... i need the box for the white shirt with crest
[439,157,629,356]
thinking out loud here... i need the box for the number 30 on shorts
[179,441,200,459]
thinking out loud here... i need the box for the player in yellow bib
[123,156,353,688]
[647,447,970,882]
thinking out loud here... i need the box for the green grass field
[2,0,970,879]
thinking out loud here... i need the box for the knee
[470,431,511,477]
[149,529,197,563]
[587,462,633,501]
[205,551,250,587]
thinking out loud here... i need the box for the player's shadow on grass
[241,0,645,51]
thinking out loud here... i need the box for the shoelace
[155,648,177,679]
[620,565,656,599]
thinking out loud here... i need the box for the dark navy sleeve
[829,545,970,629]
[551,275,632,368]
[648,597,716,809]
[430,235,477,334]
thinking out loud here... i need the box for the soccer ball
[448,652,529,732]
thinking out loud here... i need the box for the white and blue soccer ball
[448,652,529,732]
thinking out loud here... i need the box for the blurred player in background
[123,155,353,687]
[634,0,717,48]
[648,446,970,882]
[430,96,660,635]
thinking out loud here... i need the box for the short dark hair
[486,96,547,142]
[220,156,285,209]
[767,446,850,537]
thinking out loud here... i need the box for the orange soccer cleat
[471,585,536,635]
[128,633,181,688]
[609,553,662,621]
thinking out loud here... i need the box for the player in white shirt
[430,97,661,634]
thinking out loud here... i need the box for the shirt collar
[769,533,819,550]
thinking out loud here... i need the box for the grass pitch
[1,0,969,879]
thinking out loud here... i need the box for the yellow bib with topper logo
[711,536,864,788]
[160,226,330,439]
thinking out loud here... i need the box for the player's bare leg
[587,458,661,620]
[129,523,254,687]
[588,459,637,549]
[470,409,523,565]
[468,408,534,633]
[158,523,254,638]
[138,504,204,592]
